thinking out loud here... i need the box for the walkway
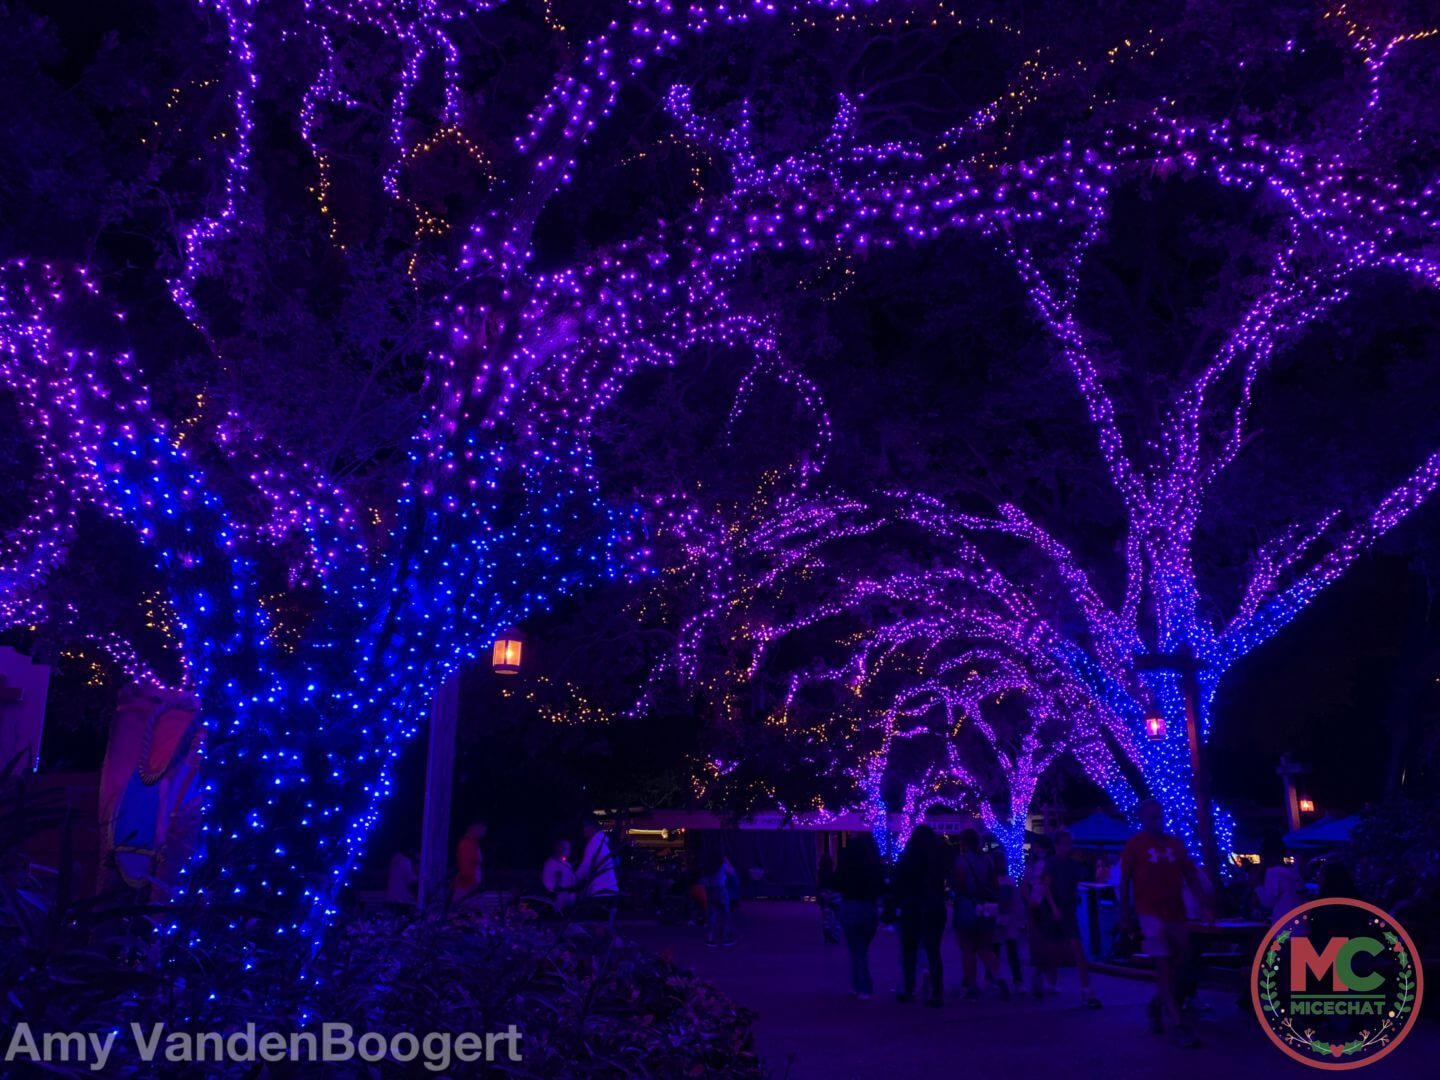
[626,900,1432,1079]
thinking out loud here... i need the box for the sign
[0,646,50,771]
[1252,898,1423,1069]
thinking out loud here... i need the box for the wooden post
[1277,753,1307,834]
[418,671,461,910]
[1178,668,1222,889]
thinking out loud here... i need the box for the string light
[0,1,1436,964]
[653,489,1138,870]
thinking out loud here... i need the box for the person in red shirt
[452,821,487,901]
[1119,798,1210,1048]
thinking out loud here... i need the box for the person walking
[1119,798,1211,1048]
[952,828,1009,1001]
[702,850,739,947]
[834,835,886,999]
[890,826,947,1006]
[1024,834,1059,997]
[1042,829,1100,1007]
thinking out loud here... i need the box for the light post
[1276,753,1310,833]
[417,629,525,909]
[1135,647,1222,886]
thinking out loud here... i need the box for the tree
[635,484,1132,869]
[4,2,1440,982]
[617,1,1440,869]
[0,0,1137,960]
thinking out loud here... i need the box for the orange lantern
[1144,711,1166,740]
[491,629,524,675]
[1298,797,1315,815]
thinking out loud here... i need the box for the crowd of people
[816,797,1215,1048]
[384,817,623,919]
[384,797,1351,1054]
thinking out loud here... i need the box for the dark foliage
[1,760,760,1077]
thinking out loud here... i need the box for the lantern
[491,629,524,675]
[1144,710,1166,740]
[1298,797,1315,815]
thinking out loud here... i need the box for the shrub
[1349,792,1440,958]
[2,761,761,1077]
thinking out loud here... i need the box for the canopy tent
[1064,811,1132,849]
[1284,814,1359,850]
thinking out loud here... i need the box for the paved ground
[626,901,1434,1079]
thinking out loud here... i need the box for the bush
[312,907,763,1077]
[3,902,761,1077]
[2,766,761,1077]
[1349,792,1440,958]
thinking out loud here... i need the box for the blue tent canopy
[1064,810,1132,849]
[1284,814,1360,850]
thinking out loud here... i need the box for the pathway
[625,900,1432,1079]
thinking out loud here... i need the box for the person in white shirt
[1255,840,1305,921]
[541,838,577,911]
[386,849,417,906]
[577,819,620,899]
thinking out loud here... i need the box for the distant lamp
[1144,710,1167,740]
[1298,797,1316,815]
[491,629,525,675]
